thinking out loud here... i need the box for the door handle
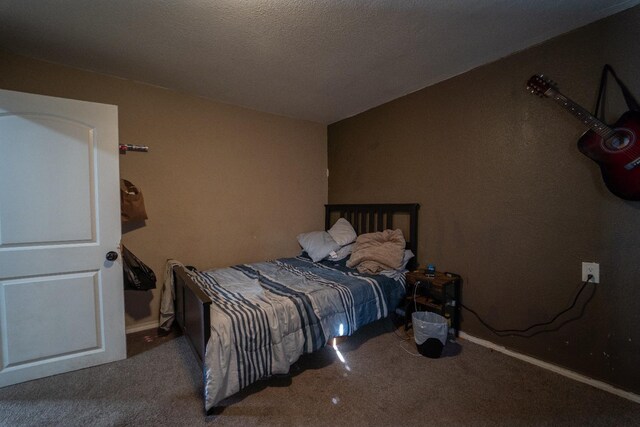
[106,251,119,261]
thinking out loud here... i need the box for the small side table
[404,270,461,337]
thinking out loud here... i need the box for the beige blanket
[346,229,406,274]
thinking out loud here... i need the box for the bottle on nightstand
[426,264,436,278]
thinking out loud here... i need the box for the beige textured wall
[0,50,327,331]
[329,7,640,394]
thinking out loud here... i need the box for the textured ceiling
[0,0,638,124]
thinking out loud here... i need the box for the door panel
[0,115,95,246]
[0,89,125,388]
[1,271,101,367]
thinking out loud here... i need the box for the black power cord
[461,275,596,338]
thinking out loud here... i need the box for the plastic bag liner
[122,245,156,291]
[412,311,448,358]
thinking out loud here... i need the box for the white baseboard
[459,331,640,404]
[125,320,160,335]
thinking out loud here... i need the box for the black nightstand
[404,270,461,336]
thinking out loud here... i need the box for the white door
[0,89,125,387]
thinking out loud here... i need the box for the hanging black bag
[122,245,156,291]
[593,64,640,121]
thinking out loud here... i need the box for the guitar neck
[547,90,614,139]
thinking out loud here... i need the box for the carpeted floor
[1,319,638,426]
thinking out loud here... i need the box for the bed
[160,203,419,412]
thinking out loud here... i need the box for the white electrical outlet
[581,262,600,283]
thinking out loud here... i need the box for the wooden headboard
[325,203,420,268]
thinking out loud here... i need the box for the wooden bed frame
[171,203,420,367]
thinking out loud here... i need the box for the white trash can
[412,311,448,358]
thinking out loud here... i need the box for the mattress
[163,255,405,410]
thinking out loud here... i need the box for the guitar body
[576,110,640,201]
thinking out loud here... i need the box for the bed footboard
[172,266,211,365]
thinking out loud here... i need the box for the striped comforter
[164,256,405,410]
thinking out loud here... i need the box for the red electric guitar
[527,74,640,201]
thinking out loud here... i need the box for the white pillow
[401,250,415,270]
[328,218,357,246]
[326,243,354,261]
[297,231,341,262]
